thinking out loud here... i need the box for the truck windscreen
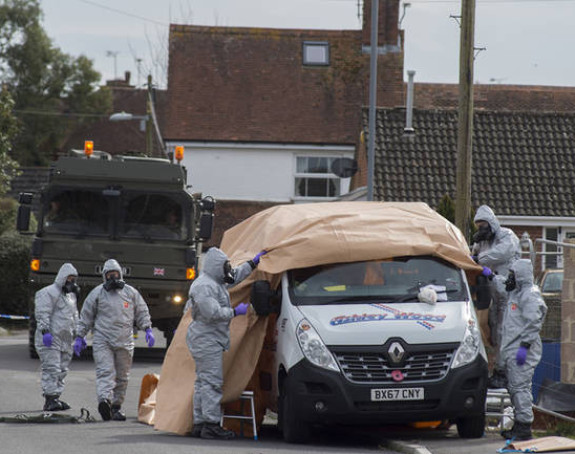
[42,190,187,240]
[122,193,185,240]
[288,257,467,305]
[43,190,110,235]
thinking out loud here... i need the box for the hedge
[0,233,32,317]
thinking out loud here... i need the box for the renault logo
[388,342,405,364]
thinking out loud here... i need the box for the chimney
[404,70,415,136]
[362,0,401,47]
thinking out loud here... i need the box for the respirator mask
[63,279,80,297]
[104,272,125,291]
[223,261,236,284]
[504,271,517,292]
[473,223,494,243]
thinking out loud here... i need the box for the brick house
[163,0,404,245]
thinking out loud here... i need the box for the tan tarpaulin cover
[153,201,481,435]
[506,436,575,452]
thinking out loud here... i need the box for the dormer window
[303,41,330,66]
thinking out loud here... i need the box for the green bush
[0,232,32,317]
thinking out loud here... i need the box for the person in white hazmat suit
[500,259,547,441]
[471,205,520,389]
[185,247,266,440]
[74,259,155,421]
[34,262,80,412]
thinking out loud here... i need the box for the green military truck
[17,149,215,357]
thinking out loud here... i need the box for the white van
[252,255,488,443]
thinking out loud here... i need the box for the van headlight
[296,319,340,372]
[451,317,486,368]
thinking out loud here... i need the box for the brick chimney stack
[362,0,401,47]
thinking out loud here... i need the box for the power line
[75,0,167,26]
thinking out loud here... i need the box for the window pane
[123,193,184,240]
[308,157,328,173]
[296,157,308,173]
[304,43,329,65]
[44,190,109,235]
[307,178,328,197]
[295,177,307,197]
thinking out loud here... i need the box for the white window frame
[303,41,330,66]
[293,155,342,201]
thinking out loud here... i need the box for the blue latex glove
[252,250,268,266]
[73,337,86,357]
[42,332,53,347]
[481,266,493,277]
[145,328,155,348]
[234,302,249,316]
[516,345,528,365]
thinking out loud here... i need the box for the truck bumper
[284,355,488,426]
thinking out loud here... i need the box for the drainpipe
[404,70,415,135]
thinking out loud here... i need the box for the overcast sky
[39,0,575,90]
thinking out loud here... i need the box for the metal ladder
[221,390,258,440]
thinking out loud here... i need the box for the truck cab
[17,150,215,355]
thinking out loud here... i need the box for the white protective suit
[472,205,521,371]
[185,248,255,425]
[501,259,547,424]
[34,263,79,397]
[77,259,152,406]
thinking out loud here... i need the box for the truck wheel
[28,314,38,359]
[279,377,311,444]
[456,413,485,438]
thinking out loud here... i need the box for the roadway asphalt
[0,328,513,454]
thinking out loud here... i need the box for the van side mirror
[16,192,33,232]
[251,280,280,316]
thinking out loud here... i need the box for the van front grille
[332,348,455,384]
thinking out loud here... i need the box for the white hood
[297,301,472,346]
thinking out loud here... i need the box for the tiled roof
[368,108,575,217]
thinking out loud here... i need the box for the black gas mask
[504,271,517,292]
[473,223,494,243]
[104,273,125,291]
[63,279,80,297]
[223,260,236,284]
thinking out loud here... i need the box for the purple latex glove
[73,337,86,357]
[234,302,249,316]
[42,332,53,347]
[252,250,268,266]
[481,266,493,277]
[145,328,155,348]
[516,345,528,365]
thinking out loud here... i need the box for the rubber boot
[111,404,126,421]
[200,423,236,440]
[98,399,112,421]
[501,422,532,441]
[190,423,204,438]
[511,422,532,441]
[55,398,71,411]
[43,395,65,412]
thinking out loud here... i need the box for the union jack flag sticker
[154,267,165,276]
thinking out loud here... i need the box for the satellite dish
[331,158,358,178]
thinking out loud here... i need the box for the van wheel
[456,413,485,438]
[279,377,311,444]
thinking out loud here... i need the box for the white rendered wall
[168,141,354,202]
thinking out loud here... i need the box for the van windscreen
[288,256,467,306]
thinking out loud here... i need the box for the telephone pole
[454,0,476,240]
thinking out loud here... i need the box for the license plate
[370,387,424,401]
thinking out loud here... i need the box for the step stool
[221,390,258,440]
[485,389,513,430]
